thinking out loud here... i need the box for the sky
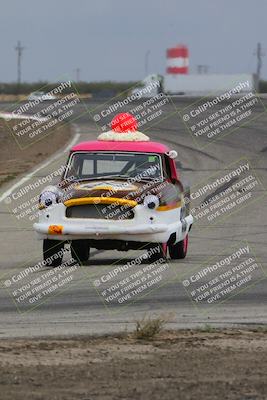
[0,0,266,83]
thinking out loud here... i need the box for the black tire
[43,239,64,267]
[71,240,90,264]
[147,243,167,263]
[169,234,188,259]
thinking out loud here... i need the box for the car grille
[65,203,134,220]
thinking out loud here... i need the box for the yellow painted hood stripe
[64,197,137,208]
[157,201,181,211]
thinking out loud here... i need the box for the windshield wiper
[96,174,161,182]
[76,175,130,181]
[76,175,162,182]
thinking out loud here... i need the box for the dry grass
[134,315,169,340]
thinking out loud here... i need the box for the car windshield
[65,152,163,181]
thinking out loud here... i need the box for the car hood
[61,179,165,204]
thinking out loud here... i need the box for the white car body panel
[34,202,193,244]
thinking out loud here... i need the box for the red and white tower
[166,44,189,74]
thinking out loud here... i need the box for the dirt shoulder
[0,119,72,187]
[0,329,266,400]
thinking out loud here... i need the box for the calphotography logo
[4,78,86,149]
[91,246,177,310]
[90,80,177,133]
[181,243,266,308]
[2,247,82,312]
[189,158,265,228]
[179,81,266,149]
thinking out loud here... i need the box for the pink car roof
[71,140,170,154]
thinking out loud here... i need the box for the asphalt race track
[0,98,266,338]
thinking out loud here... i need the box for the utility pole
[145,50,150,76]
[15,41,25,92]
[254,42,264,90]
[255,43,264,79]
[75,68,81,82]
[197,65,209,74]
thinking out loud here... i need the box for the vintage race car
[33,113,193,266]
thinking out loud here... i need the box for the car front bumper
[33,203,193,243]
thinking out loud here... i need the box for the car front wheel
[148,243,168,263]
[71,240,90,264]
[169,234,188,259]
[43,239,64,267]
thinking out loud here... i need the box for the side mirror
[166,150,178,159]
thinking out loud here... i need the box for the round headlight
[39,191,58,208]
[143,195,159,210]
